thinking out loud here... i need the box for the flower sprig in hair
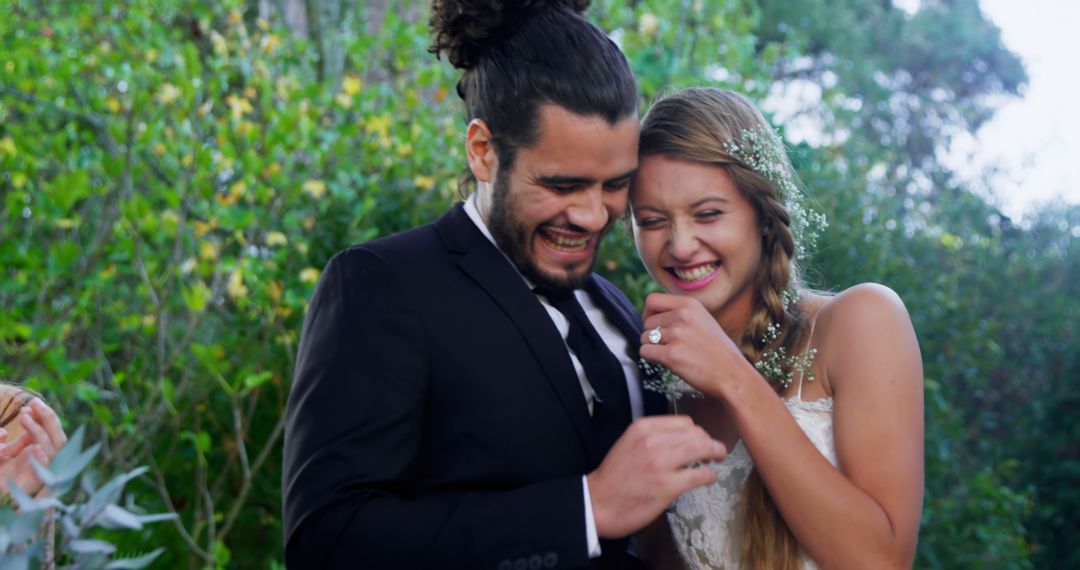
[725,126,827,391]
[754,332,818,391]
[724,126,828,263]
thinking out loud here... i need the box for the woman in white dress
[629,88,924,569]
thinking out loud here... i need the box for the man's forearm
[286,475,591,569]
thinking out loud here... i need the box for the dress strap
[795,314,820,401]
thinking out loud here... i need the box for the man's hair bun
[429,0,591,69]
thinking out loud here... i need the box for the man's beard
[487,174,604,293]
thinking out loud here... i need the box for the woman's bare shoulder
[809,284,919,391]
[812,283,909,332]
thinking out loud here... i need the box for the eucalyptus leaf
[69,538,118,554]
[4,479,40,513]
[28,454,57,488]
[81,468,100,495]
[0,550,30,570]
[62,512,81,539]
[96,503,143,530]
[82,467,146,524]
[49,426,87,470]
[6,508,44,543]
[135,512,178,524]
[50,442,102,484]
[103,548,166,569]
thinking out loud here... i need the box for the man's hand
[587,415,725,538]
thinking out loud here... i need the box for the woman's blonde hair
[638,87,812,569]
[0,383,39,431]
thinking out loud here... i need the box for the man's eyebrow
[534,168,638,186]
[607,168,638,182]
[535,175,594,186]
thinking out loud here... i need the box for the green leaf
[242,370,272,390]
[182,280,212,312]
[196,430,212,454]
[212,538,232,566]
[48,169,90,212]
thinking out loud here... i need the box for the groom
[282,2,725,568]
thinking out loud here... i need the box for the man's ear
[466,119,497,183]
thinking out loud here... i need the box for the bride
[629,88,924,569]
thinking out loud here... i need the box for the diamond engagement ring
[648,326,662,345]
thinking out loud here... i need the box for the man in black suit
[282,2,725,568]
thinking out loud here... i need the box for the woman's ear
[466,119,497,183]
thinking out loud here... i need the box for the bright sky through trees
[950,0,1080,220]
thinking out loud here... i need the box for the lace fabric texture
[667,397,838,570]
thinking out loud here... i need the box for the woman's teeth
[673,263,718,282]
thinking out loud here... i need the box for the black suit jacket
[283,204,666,569]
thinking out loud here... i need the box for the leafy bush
[1,0,460,565]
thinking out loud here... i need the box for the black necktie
[535,287,632,455]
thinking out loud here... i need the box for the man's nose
[566,186,608,232]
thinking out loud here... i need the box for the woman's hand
[638,293,754,397]
[0,398,68,498]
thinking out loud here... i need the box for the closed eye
[696,209,724,220]
[549,185,581,194]
[603,177,632,192]
[635,216,666,229]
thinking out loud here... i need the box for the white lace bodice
[667,396,838,570]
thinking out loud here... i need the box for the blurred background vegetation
[1,0,1076,567]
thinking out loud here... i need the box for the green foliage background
[1,0,1076,567]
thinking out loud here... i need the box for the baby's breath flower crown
[638,126,828,400]
[723,126,828,264]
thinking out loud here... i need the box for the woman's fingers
[0,432,32,460]
[642,292,687,321]
[0,444,47,497]
[18,407,56,459]
[30,444,49,468]
[29,398,67,450]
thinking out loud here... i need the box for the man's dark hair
[429,0,638,193]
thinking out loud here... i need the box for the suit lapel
[585,277,669,417]
[584,278,641,360]
[434,205,599,460]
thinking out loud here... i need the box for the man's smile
[538,226,593,253]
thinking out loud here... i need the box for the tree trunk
[282,0,309,38]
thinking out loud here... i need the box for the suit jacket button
[497,560,512,570]
[528,554,543,569]
[513,558,528,570]
[543,552,558,568]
